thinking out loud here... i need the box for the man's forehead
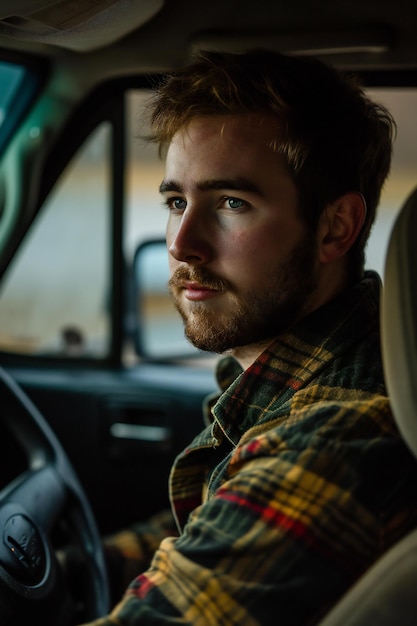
[162,113,291,193]
[168,113,282,147]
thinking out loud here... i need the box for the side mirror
[132,239,199,359]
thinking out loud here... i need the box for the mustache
[168,266,230,292]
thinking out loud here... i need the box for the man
[81,50,417,625]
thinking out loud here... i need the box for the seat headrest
[382,186,417,460]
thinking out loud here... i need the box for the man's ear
[318,192,366,264]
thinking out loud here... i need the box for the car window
[125,91,202,360]
[365,88,417,274]
[0,86,415,362]
[0,60,38,155]
[0,123,111,358]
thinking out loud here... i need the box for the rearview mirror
[133,239,200,359]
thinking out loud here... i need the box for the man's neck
[230,340,274,370]
[229,277,352,371]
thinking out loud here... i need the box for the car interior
[0,0,416,624]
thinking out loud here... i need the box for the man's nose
[168,209,213,264]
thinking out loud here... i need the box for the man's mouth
[182,281,221,301]
[169,267,229,303]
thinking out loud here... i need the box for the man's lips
[182,281,221,301]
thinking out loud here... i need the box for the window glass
[365,89,417,275]
[0,123,111,358]
[125,91,166,259]
[125,91,199,359]
[0,63,25,124]
[0,61,38,154]
[125,87,417,361]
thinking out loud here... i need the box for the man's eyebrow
[159,177,263,195]
[159,180,183,194]
[198,178,263,195]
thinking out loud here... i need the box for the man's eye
[226,197,244,210]
[166,197,187,210]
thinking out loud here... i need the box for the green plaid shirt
[82,272,417,625]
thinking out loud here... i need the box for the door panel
[7,364,216,534]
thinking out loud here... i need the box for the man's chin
[183,316,259,354]
[181,312,232,353]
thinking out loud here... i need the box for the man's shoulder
[237,389,394,459]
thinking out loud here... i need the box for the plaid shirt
[81,272,417,625]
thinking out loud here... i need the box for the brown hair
[148,49,395,278]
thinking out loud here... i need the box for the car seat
[319,186,417,625]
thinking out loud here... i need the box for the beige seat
[319,187,417,626]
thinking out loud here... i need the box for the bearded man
[80,50,417,626]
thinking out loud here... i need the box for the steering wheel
[0,366,110,625]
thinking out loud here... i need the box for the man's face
[161,114,320,354]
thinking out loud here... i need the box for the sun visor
[0,0,164,52]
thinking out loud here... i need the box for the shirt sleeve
[103,508,178,603]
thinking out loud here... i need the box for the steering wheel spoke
[2,465,66,533]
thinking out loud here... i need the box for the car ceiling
[0,0,417,73]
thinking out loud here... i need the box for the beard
[168,232,319,354]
